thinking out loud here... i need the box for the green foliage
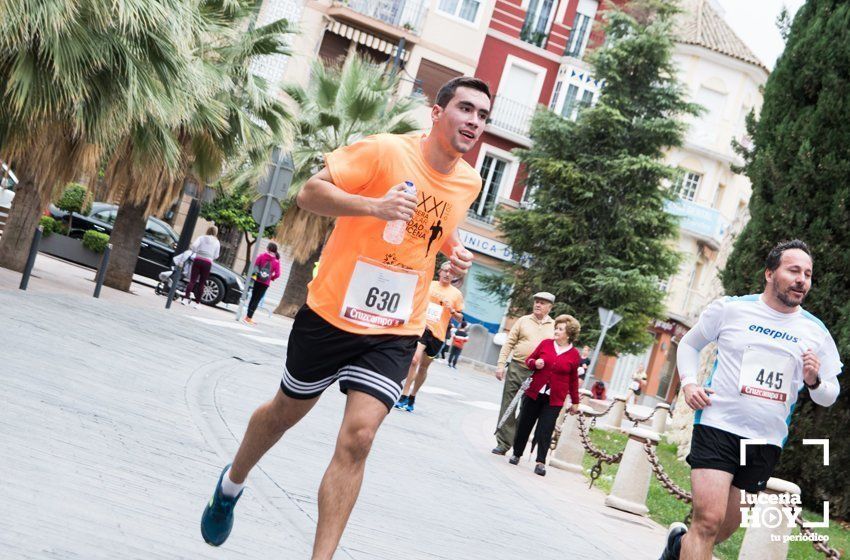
[39,216,58,236]
[82,230,110,254]
[201,182,276,239]
[55,183,91,215]
[721,0,850,517]
[490,0,698,354]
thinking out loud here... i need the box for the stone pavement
[1,255,674,559]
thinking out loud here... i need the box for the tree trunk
[217,224,241,269]
[275,245,322,318]
[104,198,148,291]
[0,176,48,272]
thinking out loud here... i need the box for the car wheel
[202,276,225,306]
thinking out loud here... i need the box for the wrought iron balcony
[664,198,730,250]
[341,0,429,35]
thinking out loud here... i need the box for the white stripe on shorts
[281,365,336,395]
[337,366,401,404]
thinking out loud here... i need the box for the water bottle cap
[404,181,414,187]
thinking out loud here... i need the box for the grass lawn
[579,428,848,560]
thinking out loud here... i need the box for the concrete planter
[39,233,103,269]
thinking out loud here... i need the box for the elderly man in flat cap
[492,292,556,455]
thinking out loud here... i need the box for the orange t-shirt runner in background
[425,280,464,341]
[306,133,481,337]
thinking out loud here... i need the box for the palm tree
[99,0,294,291]
[0,0,197,271]
[272,55,425,317]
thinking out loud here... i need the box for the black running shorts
[687,424,782,493]
[281,305,419,411]
[419,328,444,359]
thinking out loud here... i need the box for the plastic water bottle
[382,181,416,245]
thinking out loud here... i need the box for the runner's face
[438,266,452,283]
[766,249,812,308]
[432,87,490,154]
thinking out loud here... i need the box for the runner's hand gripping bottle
[382,181,416,245]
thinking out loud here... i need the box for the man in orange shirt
[200,77,491,559]
[395,261,464,412]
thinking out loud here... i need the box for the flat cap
[533,291,555,303]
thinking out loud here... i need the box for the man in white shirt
[659,240,842,560]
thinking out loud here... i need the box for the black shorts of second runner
[281,305,419,411]
[687,424,782,493]
[419,328,444,359]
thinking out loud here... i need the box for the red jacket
[524,340,581,408]
[253,252,281,286]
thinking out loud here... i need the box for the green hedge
[82,230,110,254]
[39,216,58,236]
[56,182,91,215]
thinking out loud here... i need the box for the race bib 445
[738,349,794,403]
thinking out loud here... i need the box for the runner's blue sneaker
[201,465,243,546]
[404,402,415,412]
[394,396,409,410]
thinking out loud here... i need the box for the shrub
[56,183,91,214]
[82,230,110,254]
[39,216,58,236]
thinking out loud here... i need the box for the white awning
[326,20,411,62]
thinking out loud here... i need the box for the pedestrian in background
[448,320,469,368]
[244,242,281,325]
[508,314,582,476]
[577,345,592,382]
[183,226,220,308]
[492,292,555,455]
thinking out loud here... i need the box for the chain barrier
[577,413,623,488]
[550,399,619,450]
[624,407,657,427]
[642,440,693,524]
[795,515,842,559]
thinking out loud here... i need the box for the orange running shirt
[425,280,464,341]
[306,133,481,336]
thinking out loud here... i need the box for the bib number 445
[755,369,783,390]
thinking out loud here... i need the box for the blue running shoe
[658,522,687,560]
[201,464,243,546]
[394,396,409,410]
[404,402,415,413]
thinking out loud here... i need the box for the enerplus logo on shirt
[747,324,800,344]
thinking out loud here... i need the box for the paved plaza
[1,255,674,559]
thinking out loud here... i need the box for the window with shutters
[414,59,463,104]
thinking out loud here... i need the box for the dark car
[49,202,244,306]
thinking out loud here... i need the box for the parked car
[48,202,244,306]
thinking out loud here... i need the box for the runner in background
[395,261,464,412]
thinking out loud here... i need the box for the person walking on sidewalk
[183,226,220,308]
[492,292,555,455]
[508,314,581,476]
[658,240,842,560]
[448,320,469,368]
[395,261,464,412]
[200,77,491,559]
[243,242,281,325]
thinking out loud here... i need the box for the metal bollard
[604,427,661,515]
[652,403,671,435]
[550,404,595,473]
[599,395,627,431]
[738,478,802,560]
[92,244,112,299]
[19,226,43,290]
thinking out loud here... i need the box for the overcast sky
[713,0,806,70]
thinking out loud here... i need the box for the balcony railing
[466,208,497,225]
[488,95,536,139]
[342,0,428,34]
[664,198,729,250]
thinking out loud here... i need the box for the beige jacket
[497,313,555,369]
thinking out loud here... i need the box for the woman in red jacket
[508,314,582,476]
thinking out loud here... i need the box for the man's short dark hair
[765,239,812,271]
[435,77,491,108]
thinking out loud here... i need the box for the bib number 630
[366,287,400,313]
